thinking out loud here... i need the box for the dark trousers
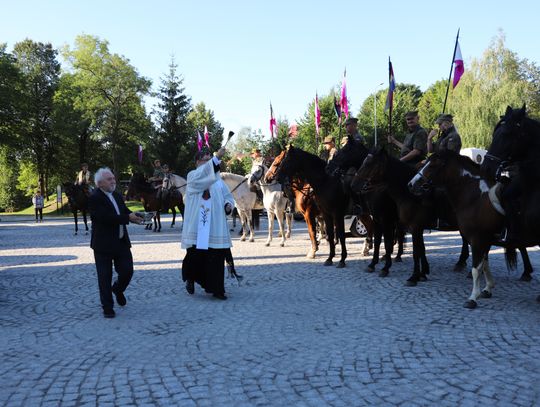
[35,208,43,221]
[93,244,134,309]
[182,247,226,295]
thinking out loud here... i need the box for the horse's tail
[504,247,518,271]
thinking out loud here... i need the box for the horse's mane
[290,147,326,172]
[379,151,418,188]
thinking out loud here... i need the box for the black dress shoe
[103,308,115,318]
[186,280,195,295]
[112,288,127,306]
[213,293,227,300]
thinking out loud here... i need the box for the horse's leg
[359,214,373,256]
[157,212,161,232]
[248,210,255,242]
[239,211,247,241]
[171,207,176,228]
[336,213,347,268]
[305,208,318,259]
[367,221,382,273]
[518,247,533,281]
[266,211,275,246]
[395,225,405,262]
[323,213,335,266]
[419,233,429,280]
[465,245,489,308]
[152,214,157,232]
[454,233,469,272]
[480,255,495,299]
[276,209,286,247]
[379,221,395,277]
[285,212,292,239]
[405,229,423,286]
[83,210,89,234]
[73,211,78,235]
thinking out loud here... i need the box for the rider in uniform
[75,163,93,195]
[387,111,428,167]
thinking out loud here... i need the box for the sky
[2,0,540,137]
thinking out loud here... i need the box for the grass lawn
[0,194,145,217]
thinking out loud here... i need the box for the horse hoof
[74,233,78,236]
[280,243,285,247]
[394,256,402,263]
[286,233,291,239]
[336,261,345,269]
[480,290,492,299]
[464,300,477,309]
[240,237,246,242]
[419,275,428,282]
[519,274,533,282]
[249,238,255,243]
[366,266,375,273]
[453,262,466,272]
[362,250,370,257]
[306,253,315,259]
[379,269,389,278]
[405,280,417,287]
[265,242,270,247]
[323,260,333,266]
[85,232,88,235]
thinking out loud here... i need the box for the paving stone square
[1,216,539,406]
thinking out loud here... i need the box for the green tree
[451,32,540,148]
[417,80,447,131]
[152,59,193,175]
[13,39,61,194]
[0,146,25,211]
[0,44,23,149]
[63,35,152,175]
[52,72,100,182]
[357,83,422,150]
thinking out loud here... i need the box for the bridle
[250,164,278,187]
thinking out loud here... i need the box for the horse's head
[351,147,389,195]
[326,136,368,177]
[482,105,528,177]
[126,173,148,200]
[265,148,292,183]
[408,150,462,195]
[248,162,266,187]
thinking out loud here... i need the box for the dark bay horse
[270,152,323,259]
[63,183,89,235]
[126,174,162,232]
[265,146,350,268]
[352,148,468,286]
[327,136,405,277]
[409,150,536,308]
[481,105,540,248]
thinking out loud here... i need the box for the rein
[230,177,248,194]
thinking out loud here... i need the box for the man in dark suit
[89,167,143,318]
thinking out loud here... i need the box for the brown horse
[279,172,323,259]
[63,183,89,235]
[265,146,372,268]
[409,150,535,308]
[126,173,162,232]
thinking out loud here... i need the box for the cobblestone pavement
[1,216,539,406]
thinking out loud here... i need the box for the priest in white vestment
[181,147,234,299]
